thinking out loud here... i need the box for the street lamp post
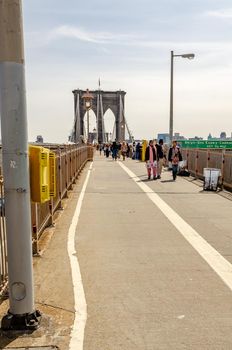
[169,51,195,144]
[82,89,94,143]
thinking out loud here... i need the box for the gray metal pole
[169,50,174,145]
[0,0,40,330]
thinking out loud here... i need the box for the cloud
[48,25,138,44]
[205,8,232,19]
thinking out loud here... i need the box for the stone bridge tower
[72,89,126,143]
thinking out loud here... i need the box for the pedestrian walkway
[1,154,232,349]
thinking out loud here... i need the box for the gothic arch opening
[103,108,116,142]
[83,109,97,143]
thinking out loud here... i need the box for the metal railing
[31,144,93,254]
[182,149,232,190]
[0,144,93,294]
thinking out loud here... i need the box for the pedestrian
[105,144,110,158]
[103,144,107,156]
[156,139,164,179]
[145,140,157,180]
[99,143,103,155]
[136,142,140,160]
[168,140,182,181]
[118,142,122,159]
[111,140,118,161]
[132,142,136,159]
[121,141,127,161]
[126,143,130,158]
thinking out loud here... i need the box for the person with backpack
[168,140,182,181]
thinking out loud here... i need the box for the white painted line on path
[68,162,93,350]
[119,161,232,292]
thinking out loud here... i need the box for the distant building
[35,135,44,143]
[207,133,212,140]
[189,136,203,140]
[220,132,226,139]
[157,133,170,144]
[174,132,186,140]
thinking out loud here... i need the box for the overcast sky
[23,0,232,142]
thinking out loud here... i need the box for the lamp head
[82,89,94,110]
[181,53,195,60]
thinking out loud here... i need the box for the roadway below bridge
[1,154,232,349]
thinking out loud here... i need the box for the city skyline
[22,0,232,143]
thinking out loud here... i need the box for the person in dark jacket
[168,140,182,180]
[145,140,157,180]
[156,139,164,179]
[111,140,118,160]
[136,142,141,160]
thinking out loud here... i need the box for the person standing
[156,139,164,179]
[168,140,182,181]
[145,140,157,180]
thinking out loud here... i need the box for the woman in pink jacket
[145,140,157,180]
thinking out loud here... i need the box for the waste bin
[203,168,221,191]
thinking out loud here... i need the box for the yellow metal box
[29,146,56,203]
[141,140,148,162]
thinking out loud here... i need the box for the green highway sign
[177,140,232,149]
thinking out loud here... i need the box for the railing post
[65,146,69,197]
[221,149,225,190]
[32,203,39,255]
[195,149,199,179]
[206,150,210,169]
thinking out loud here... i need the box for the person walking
[156,139,164,179]
[118,142,122,159]
[126,143,130,158]
[105,144,110,158]
[136,142,140,160]
[99,143,103,156]
[132,142,136,159]
[168,140,182,181]
[111,140,118,161]
[145,140,157,180]
[121,141,127,161]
